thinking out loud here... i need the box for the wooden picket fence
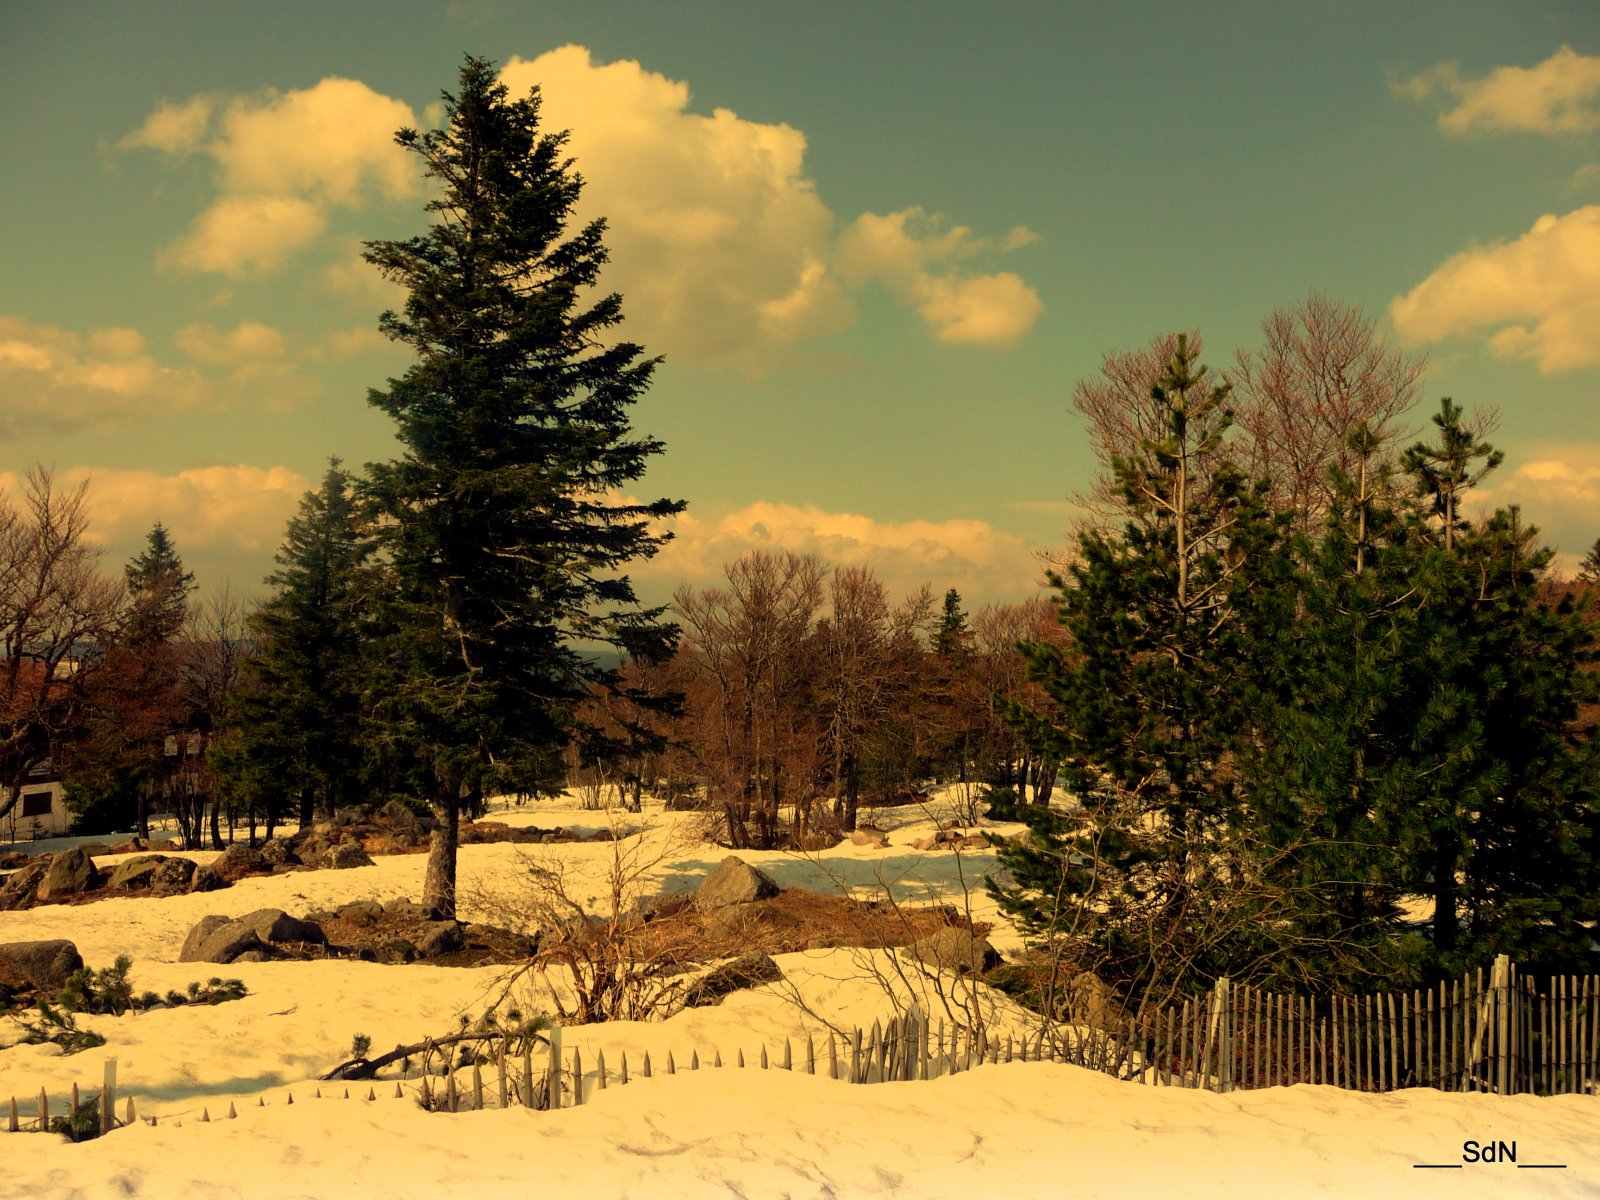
[1080,954,1599,1096]
[7,956,1595,1135]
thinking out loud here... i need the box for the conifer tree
[994,336,1278,991]
[362,57,683,917]
[228,461,371,831]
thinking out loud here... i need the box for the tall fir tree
[226,460,371,832]
[361,57,683,917]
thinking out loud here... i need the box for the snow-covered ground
[2,793,1595,1199]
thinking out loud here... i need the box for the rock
[320,843,375,870]
[0,940,84,990]
[912,834,944,851]
[236,907,326,946]
[188,865,226,893]
[107,855,170,890]
[211,844,269,882]
[379,799,423,833]
[695,856,780,911]
[0,850,30,870]
[338,900,384,925]
[193,923,264,965]
[376,938,417,964]
[797,831,841,851]
[37,847,99,901]
[850,829,890,848]
[683,952,783,1007]
[0,861,48,909]
[231,949,276,964]
[151,858,197,889]
[904,927,1001,975]
[381,897,429,919]
[626,892,691,926]
[258,837,300,867]
[107,837,149,855]
[415,920,464,958]
[180,915,239,963]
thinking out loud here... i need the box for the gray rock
[0,939,84,990]
[415,920,464,958]
[151,858,197,889]
[231,949,275,964]
[850,829,889,848]
[179,915,232,962]
[683,952,783,1007]
[376,938,417,964]
[211,844,268,881]
[107,855,169,890]
[188,864,226,893]
[235,908,326,945]
[320,842,375,870]
[695,856,780,911]
[191,923,265,965]
[625,892,691,926]
[0,861,48,909]
[338,900,384,925]
[904,927,1001,975]
[37,847,99,901]
[258,837,300,867]
[382,897,428,918]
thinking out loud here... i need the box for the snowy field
[1,793,1596,1200]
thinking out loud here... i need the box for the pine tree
[228,460,371,831]
[1577,536,1600,585]
[994,335,1277,993]
[122,523,194,646]
[362,56,683,917]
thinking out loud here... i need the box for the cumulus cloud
[1396,45,1600,136]
[637,499,1043,605]
[1390,206,1600,372]
[173,319,322,408]
[1,464,312,554]
[127,78,417,276]
[500,46,1041,360]
[1471,445,1600,573]
[0,315,210,437]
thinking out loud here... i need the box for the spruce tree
[361,56,683,917]
[231,460,371,831]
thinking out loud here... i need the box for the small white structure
[2,775,72,843]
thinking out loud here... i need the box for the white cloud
[1390,207,1600,372]
[120,95,216,155]
[1397,46,1600,136]
[1471,445,1600,574]
[128,78,417,276]
[0,315,210,437]
[173,320,322,409]
[835,207,1043,347]
[500,47,1041,362]
[7,464,312,555]
[174,320,287,367]
[638,499,1043,604]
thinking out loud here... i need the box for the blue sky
[2,1,1597,606]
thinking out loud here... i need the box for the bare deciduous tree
[0,468,121,824]
[1231,293,1426,535]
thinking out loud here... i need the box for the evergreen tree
[994,336,1278,993]
[1577,536,1600,585]
[932,589,971,659]
[229,460,371,831]
[362,56,683,917]
[123,523,194,646]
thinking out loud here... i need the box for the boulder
[625,892,691,926]
[188,864,226,893]
[258,837,301,867]
[378,799,424,834]
[849,829,890,848]
[236,907,325,946]
[683,952,783,1007]
[338,900,384,925]
[179,915,263,964]
[231,949,276,964]
[415,920,464,958]
[151,858,197,889]
[37,847,99,901]
[695,856,780,911]
[106,855,169,890]
[0,861,48,909]
[320,843,375,870]
[381,897,430,919]
[904,927,1001,976]
[211,844,269,882]
[376,938,417,965]
[797,831,841,852]
[0,940,84,990]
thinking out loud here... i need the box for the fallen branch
[320,1024,548,1082]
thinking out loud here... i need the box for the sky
[2,0,1598,609]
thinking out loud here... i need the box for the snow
[2,794,1596,1199]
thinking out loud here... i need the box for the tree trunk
[209,799,223,850]
[422,791,461,919]
[843,753,860,832]
[1432,841,1458,955]
[298,786,314,829]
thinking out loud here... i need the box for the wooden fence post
[1493,954,1511,1095]
[101,1058,117,1134]
[547,1024,562,1110]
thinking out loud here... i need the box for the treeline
[993,330,1600,1000]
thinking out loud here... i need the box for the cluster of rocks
[177,901,537,967]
